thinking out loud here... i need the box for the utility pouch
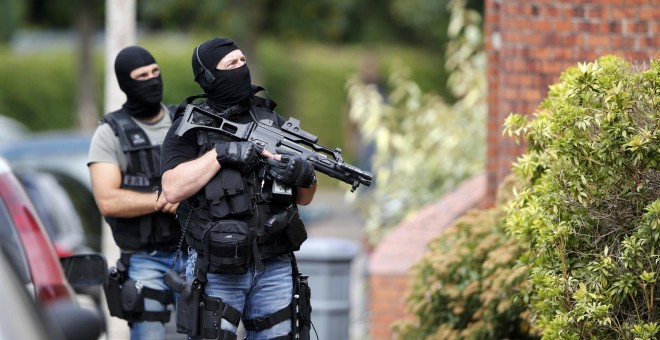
[164,268,185,294]
[120,280,145,314]
[284,209,307,250]
[295,274,312,340]
[103,267,125,319]
[175,278,202,336]
[204,219,253,275]
[264,207,292,235]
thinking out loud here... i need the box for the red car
[0,156,76,303]
[0,158,107,340]
[0,156,106,340]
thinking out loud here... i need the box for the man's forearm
[295,182,317,206]
[98,189,159,218]
[162,149,221,204]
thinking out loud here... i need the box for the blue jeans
[128,249,187,340]
[186,249,293,340]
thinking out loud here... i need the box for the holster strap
[143,286,173,305]
[203,295,242,326]
[270,335,292,340]
[138,310,171,323]
[243,303,292,332]
[201,328,237,340]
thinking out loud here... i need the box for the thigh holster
[103,255,172,323]
[200,295,242,340]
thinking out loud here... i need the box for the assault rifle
[175,104,373,192]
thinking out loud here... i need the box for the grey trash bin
[295,237,359,340]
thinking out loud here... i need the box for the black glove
[267,149,316,187]
[215,141,262,173]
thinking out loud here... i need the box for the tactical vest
[101,108,182,251]
[181,95,307,275]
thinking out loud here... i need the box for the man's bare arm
[162,149,221,204]
[90,162,177,217]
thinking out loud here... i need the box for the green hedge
[0,35,445,165]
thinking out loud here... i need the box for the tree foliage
[503,56,660,339]
[0,0,23,43]
[346,0,486,242]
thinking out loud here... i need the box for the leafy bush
[393,175,537,339]
[503,56,660,339]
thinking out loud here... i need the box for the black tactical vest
[182,97,306,268]
[101,108,182,251]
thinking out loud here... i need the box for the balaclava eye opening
[191,38,253,112]
[115,46,163,119]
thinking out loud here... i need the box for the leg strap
[201,295,241,339]
[142,286,173,305]
[269,335,293,340]
[242,303,293,332]
[138,310,171,323]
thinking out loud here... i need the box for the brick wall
[368,174,486,339]
[368,1,659,338]
[484,0,660,205]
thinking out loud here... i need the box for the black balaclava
[115,46,163,119]
[192,38,252,112]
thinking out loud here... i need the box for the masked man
[160,37,316,339]
[88,46,186,340]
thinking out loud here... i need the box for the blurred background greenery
[0,0,487,240]
[0,0,483,164]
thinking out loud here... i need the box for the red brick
[587,34,612,48]
[611,7,639,20]
[586,5,607,19]
[638,6,660,20]
[626,20,650,34]
[553,19,574,32]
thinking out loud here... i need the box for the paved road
[102,188,367,340]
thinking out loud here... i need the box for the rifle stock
[175,104,373,191]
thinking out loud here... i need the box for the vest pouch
[284,209,307,250]
[106,212,180,251]
[121,280,145,314]
[204,220,252,275]
[152,212,182,249]
[206,169,252,219]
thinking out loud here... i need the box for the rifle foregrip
[309,157,372,189]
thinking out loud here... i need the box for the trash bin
[295,237,359,340]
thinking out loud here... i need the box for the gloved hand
[215,141,262,173]
[267,148,316,187]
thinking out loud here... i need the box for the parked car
[0,131,185,338]
[0,115,29,148]
[0,156,106,339]
[16,170,92,257]
[0,130,102,252]
[0,246,103,340]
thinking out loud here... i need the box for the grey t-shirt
[87,104,173,172]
